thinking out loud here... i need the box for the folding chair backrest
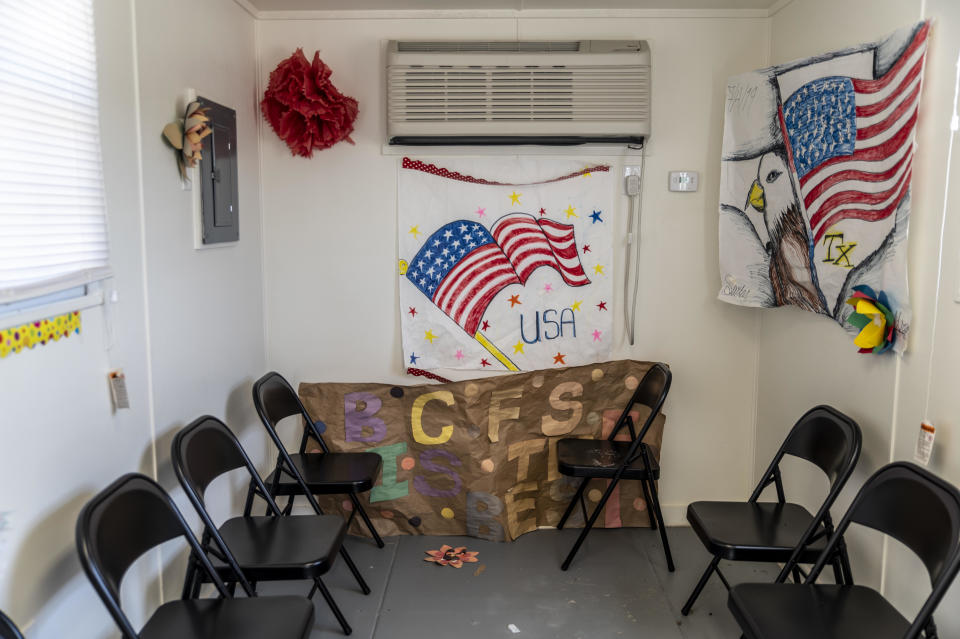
[172,415,281,515]
[0,610,24,639]
[76,474,232,638]
[253,371,327,453]
[809,462,960,638]
[848,463,960,587]
[608,363,671,443]
[781,405,861,489]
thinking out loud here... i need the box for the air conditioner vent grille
[388,66,650,122]
[397,41,582,53]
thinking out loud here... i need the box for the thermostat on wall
[669,171,699,192]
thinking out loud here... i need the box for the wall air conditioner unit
[386,40,650,146]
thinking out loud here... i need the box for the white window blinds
[0,0,111,303]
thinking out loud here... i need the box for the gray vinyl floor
[259,527,778,638]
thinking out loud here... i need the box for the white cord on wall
[622,144,646,346]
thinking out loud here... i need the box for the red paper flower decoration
[424,545,480,568]
[261,48,358,157]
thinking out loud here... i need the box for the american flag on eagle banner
[717,21,929,353]
[399,158,614,371]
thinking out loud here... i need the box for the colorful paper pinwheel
[844,285,896,354]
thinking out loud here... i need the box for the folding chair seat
[556,362,673,571]
[251,371,384,548]
[681,405,861,615]
[0,610,24,639]
[172,415,371,636]
[76,473,314,639]
[729,462,960,639]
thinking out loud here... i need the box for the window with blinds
[0,0,111,304]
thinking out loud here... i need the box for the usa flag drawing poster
[718,21,929,353]
[399,157,614,371]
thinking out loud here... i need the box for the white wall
[0,0,266,635]
[760,0,960,631]
[257,14,770,523]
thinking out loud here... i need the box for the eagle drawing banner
[399,158,614,371]
[718,22,929,353]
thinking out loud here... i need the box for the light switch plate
[669,171,699,192]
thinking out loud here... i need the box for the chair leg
[283,494,295,516]
[839,540,854,585]
[639,477,657,530]
[791,566,803,584]
[313,577,353,636]
[557,478,589,530]
[349,493,384,548]
[339,546,372,595]
[681,555,720,616]
[182,553,199,600]
[561,477,619,571]
[242,478,257,517]
[645,476,674,572]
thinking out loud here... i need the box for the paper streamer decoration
[0,311,81,359]
[399,157,614,371]
[717,21,928,355]
[844,285,896,354]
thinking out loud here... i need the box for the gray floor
[260,527,778,638]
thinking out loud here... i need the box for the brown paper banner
[299,360,665,541]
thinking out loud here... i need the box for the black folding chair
[681,405,860,615]
[76,473,315,639]
[0,610,24,639]
[729,462,960,639]
[555,362,673,571]
[250,372,384,548]
[172,415,371,636]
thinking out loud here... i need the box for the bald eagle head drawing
[745,150,827,314]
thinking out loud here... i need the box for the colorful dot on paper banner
[565,205,577,219]
[408,225,421,238]
[342,499,354,512]
[571,300,582,312]
[588,489,603,502]
[381,509,395,519]
[480,458,495,473]
[475,206,486,218]
[464,383,479,398]
[424,330,438,343]
[390,386,404,398]
[408,516,422,527]
[591,368,604,382]
[586,411,601,427]
[454,349,464,360]
[625,376,639,390]
[594,264,605,275]
[440,507,455,520]
[509,191,521,205]
[583,244,592,253]
[633,498,648,512]
[592,330,602,342]
[513,341,525,354]
[400,456,416,471]
[532,374,544,388]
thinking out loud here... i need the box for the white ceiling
[245,0,783,13]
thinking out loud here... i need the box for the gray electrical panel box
[197,97,239,244]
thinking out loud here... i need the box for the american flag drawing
[407,213,589,336]
[778,21,928,244]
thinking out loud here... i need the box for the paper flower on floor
[161,101,211,180]
[424,545,480,568]
[260,48,358,157]
[844,285,896,354]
